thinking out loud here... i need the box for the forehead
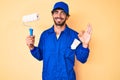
[54,8,65,12]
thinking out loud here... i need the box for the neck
[54,24,66,35]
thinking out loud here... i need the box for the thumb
[78,30,85,37]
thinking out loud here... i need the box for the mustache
[55,17,64,20]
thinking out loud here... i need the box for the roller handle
[29,28,33,36]
[29,28,34,48]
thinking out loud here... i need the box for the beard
[53,17,67,27]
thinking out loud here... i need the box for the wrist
[82,43,89,48]
[29,44,34,50]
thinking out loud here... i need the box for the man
[26,1,92,80]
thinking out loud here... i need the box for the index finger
[86,24,92,34]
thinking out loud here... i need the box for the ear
[51,12,53,16]
[66,16,69,20]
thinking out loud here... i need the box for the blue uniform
[30,25,89,80]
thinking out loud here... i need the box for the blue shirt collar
[48,25,69,34]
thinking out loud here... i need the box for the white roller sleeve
[22,13,39,22]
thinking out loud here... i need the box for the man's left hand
[78,24,92,48]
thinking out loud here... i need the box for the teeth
[56,19,61,21]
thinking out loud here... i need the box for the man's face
[52,9,68,26]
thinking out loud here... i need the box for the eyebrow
[52,8,69,16]
[54,9,65,13]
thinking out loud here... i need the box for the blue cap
[52,1,69,15]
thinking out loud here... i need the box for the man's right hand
[26,35,35,50]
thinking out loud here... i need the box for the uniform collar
[49,25,69,34]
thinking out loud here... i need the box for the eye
[54,11,58,14]
[61,11,66,15]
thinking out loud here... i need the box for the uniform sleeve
[30,33,44,61]
[75,43,90,63]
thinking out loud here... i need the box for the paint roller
[22,13,39,36]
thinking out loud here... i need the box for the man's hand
[26,35,35,50]
[78,24,92,48]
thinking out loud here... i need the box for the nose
[57,12,62,17]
